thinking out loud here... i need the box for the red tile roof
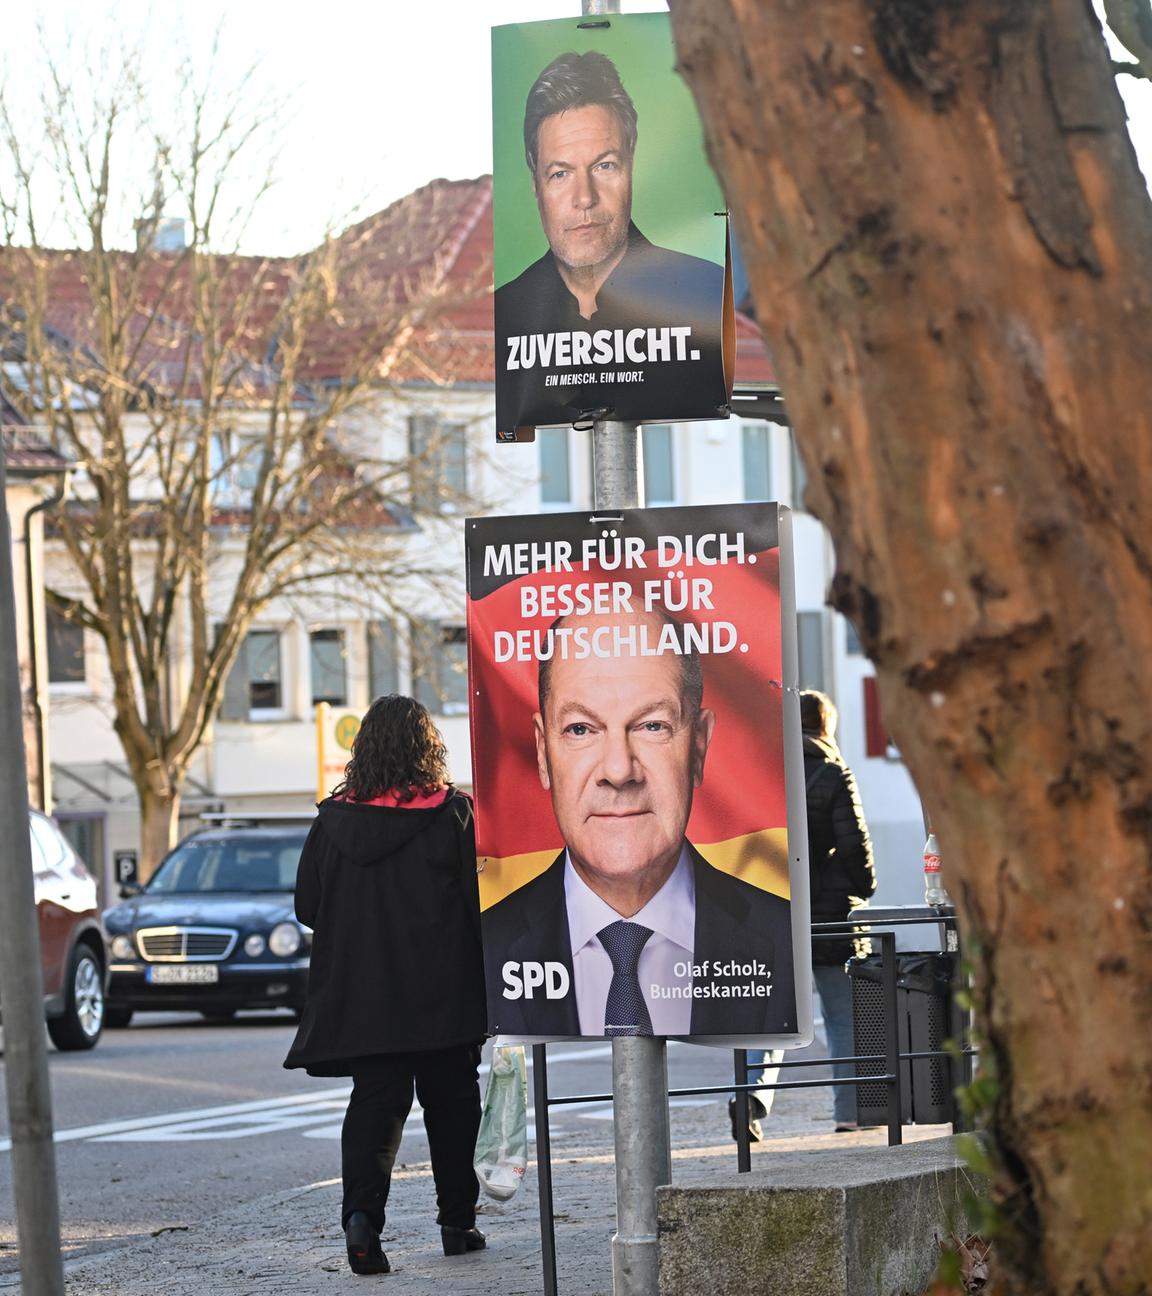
[1,425,72,475]
[0,176,776,398]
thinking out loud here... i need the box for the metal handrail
[531,914,975,1295]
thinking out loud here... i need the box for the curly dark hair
[331,695,451,803]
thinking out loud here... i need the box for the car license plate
[146,964,220,984]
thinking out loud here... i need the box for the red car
[30,809,108,1050]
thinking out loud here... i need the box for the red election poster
[466,503,810,1042]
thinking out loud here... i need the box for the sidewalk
[54,1082,950,1296]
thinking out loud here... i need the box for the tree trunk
[138,783,182,881]
[669,1,1152,1292]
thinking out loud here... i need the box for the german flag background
[465,503,791,912]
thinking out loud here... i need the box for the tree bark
[669,0,1152,1291]
[137,782,182,881]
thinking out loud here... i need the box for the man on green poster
[495,49,727,435]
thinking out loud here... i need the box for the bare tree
[0,42,489,873]
[669,1,1152,1291]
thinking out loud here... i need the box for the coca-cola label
[923,857,942,871]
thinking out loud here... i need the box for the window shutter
[368,620,399,699]
[796,611,825,691]
[444,423,467,499]
[440,625,469,712]
[539,427,571,503]
[742,424,771,501]
[863,676,890,758]
[642,425,675,503]
[45,604,85,683]
[409,415,436,512]
[410,617,438,712]
[218,630,250,720]
[310,629,347,706]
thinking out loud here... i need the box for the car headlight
[268,922,302,957]
[110,935,135,960]
[244,933,267,957]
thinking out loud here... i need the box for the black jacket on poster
[494,223,727,434]
[283,790,486,1076]
[481,843,796,1037]
[803,734,877,966]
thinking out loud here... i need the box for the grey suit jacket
[481,844,796,1037]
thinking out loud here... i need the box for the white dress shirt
[564,845,695,1035]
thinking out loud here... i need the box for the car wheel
[46,945,105,1051]
[104,1004,134,1029]
[201,1008,237,1022]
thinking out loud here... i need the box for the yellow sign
[334,713,360,751]
[315,703,362,801]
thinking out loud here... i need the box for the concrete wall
[658,1136,986,1296]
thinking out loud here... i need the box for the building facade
[6,177,925,907]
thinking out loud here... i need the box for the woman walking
[284,695,488,1275]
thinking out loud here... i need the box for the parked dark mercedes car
[102,818,312,1026]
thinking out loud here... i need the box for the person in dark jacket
[800,688,876,1130]
[732,688,877,1141]
[284,695,487,1275]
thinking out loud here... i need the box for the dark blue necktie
[598,920,654,1036]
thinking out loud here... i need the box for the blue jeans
[742,964,858,1125]
[814,963,857,1124]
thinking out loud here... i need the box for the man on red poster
[482,605,795,1037]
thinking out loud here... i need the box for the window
[310,629,347,706]
[219,629,283,719]
[412,620,469,715]
[845,618,864,656]
[742,424,772,501]
[789,429,809,512]
[247,631,283,709]
[210,429,266,500]
[539,427,572,504]
[56,816,104,897]
[797,611,825,691]
[409,415,467,513]
[642,425,675,504]
[368,620,400,699]
[46,605,85,684]
[863,676,899,759]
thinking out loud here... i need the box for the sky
[4,0,1150,256]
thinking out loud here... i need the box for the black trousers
[341,1043,482,1231]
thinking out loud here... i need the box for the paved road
[0,1008,838,1276]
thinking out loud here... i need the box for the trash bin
[847,951,956,1125]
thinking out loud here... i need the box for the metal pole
[532,1045,559,1296]
[611,1037,670,1295]
[880,932,904,1148]
[595,413,665,1294]
[592,420,642,513]
[579,4,666,1292]
[0,441,66,1295]
[733,1049,751,1174]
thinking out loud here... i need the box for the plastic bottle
[923,832,949,906]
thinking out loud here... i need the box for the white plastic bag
[473,1044,528,1201]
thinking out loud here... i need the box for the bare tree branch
[0,37,492,869]
[1104,0,1152,78]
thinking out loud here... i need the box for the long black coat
[283,789,486,1076]
[804,735,877,965]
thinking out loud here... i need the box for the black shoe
[345,1212,390,1275]
[441,1225,487,1256]
[728,1096,766,1143]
